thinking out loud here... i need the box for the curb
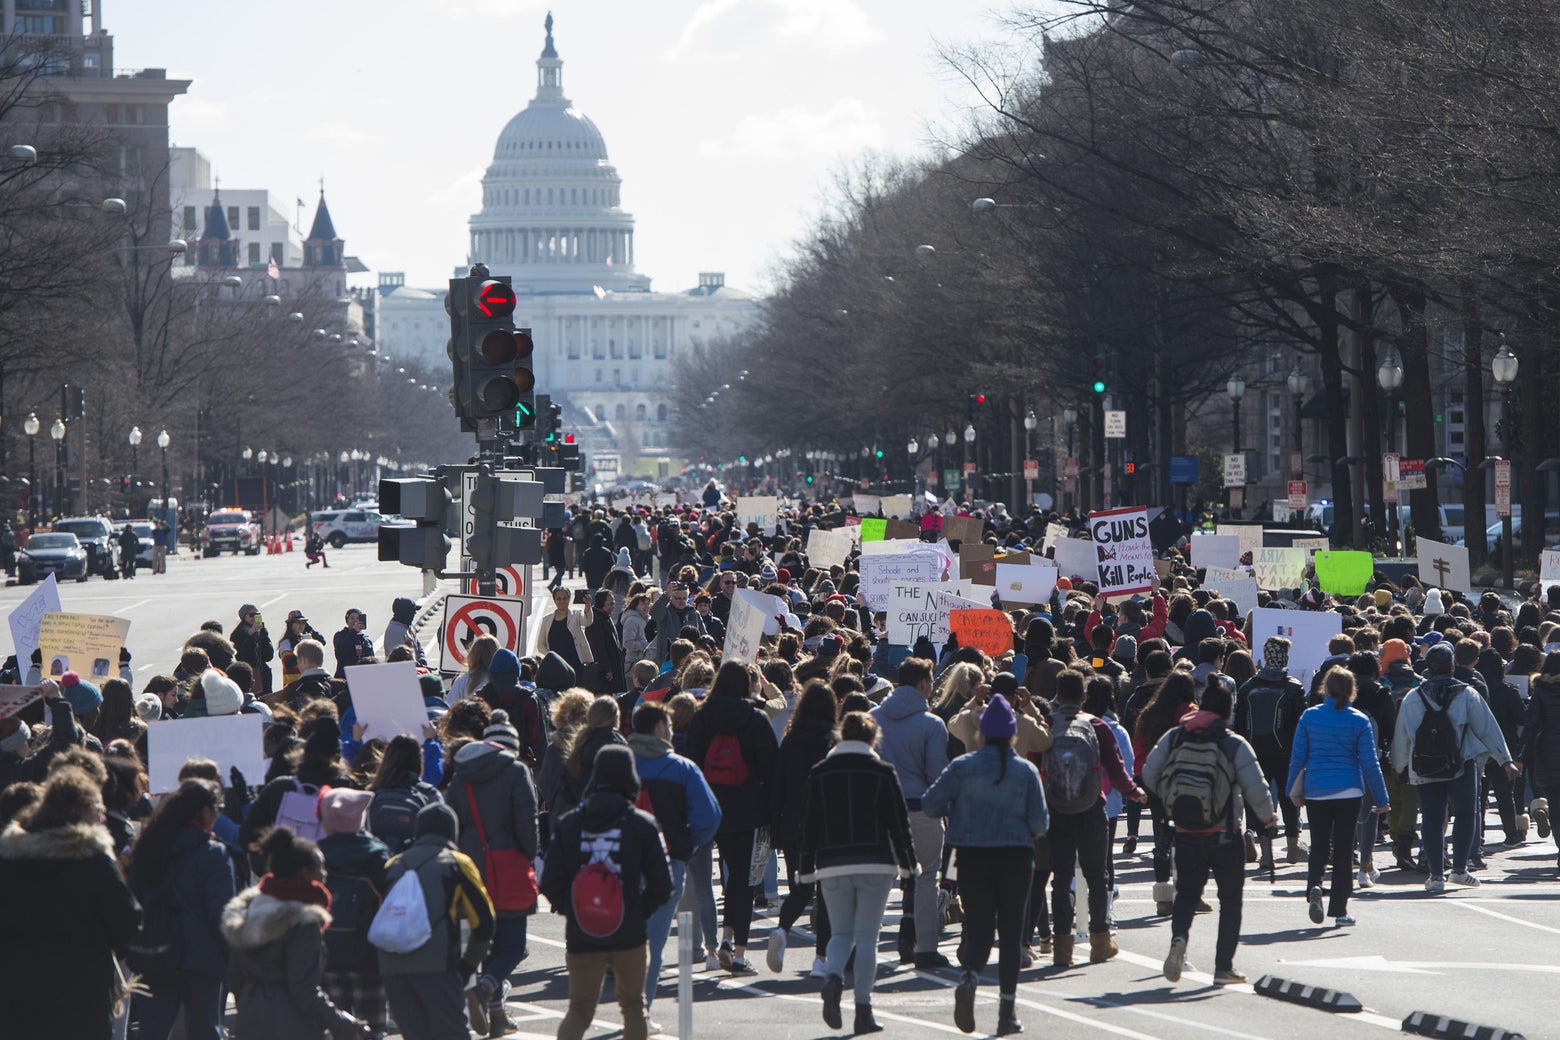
[1253,975,1362,1014]
[1402,1011,1526,1040]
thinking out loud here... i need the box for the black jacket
[231,622,275,694]
[1522,673,1560,789]
[796,744,917,882]
[332,626,374,679]
[774,716,837,853]
[540,792,674,953]
[585,614,624,693]
[1235,666,1307,752]
[683,695,781,834]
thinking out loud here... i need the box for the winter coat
[1383,660,1424,701]
[222,887,360,1038]
[266,670,341,712]
[796,741,918,882]
[383,596,418,657]
[869,685,951,803]
[626,732,722,861]
[539,735,578,822]
[582,537,617,591]
[131,822,237,979]
[774,716,837,853]
[239,763,359,859]
[332,626,374,679]
[922,743,1049,848]
[533,605,595,666]
[231,622,276,694]
[948,700,1052,763]
[682,693,781,833]
[621,610,651,669]
[317,832,390,972]
[376,833,494,977]
[1173,609,1219,663]
[1142,710,1276,837]
[1234,666,1307,751]
[476,680,549,767]
[12,697,104,783]
[1391,674,1515,784]
[1354,677,1398,758]
[1285,702,1390,804]
[649,599,705,664]
[0,823,141,1040]
[447,740,540,917]
[1522,673,1560,790]
[585,612,624,693]
[539,792,674,953]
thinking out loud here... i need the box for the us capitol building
[376,14,760,473]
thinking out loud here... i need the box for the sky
[112,0,1052,296]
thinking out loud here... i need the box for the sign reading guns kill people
[1087,507,1155,597]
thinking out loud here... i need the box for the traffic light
[1092,357,1107,394]
[538,397,563,443]
[449,266,535,426]
[966,392,988,418]
[377,476,451,570]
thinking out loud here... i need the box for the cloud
[667,0,880,62]
[697,98,884,159]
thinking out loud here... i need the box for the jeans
[383,970,469,1040]
[645,859,687,1009]
[715,829,758,947]
[1355,786,1382,872]
[1304,796,1360,916]
[558,945,649,1040]
[956,846,1033,995]
[480,915,528,999]
[1483,759,1518,839]
[683,844,720,954]
[1418,765,1479,878]
[907,810,946,954]
[1171,833,1245,973]
[134,969,223,1040]
[1048,805,1109,935]
[1147,794,1174,884]
[820,873,895,1006]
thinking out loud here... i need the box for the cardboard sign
[806,529,852,571]
[37,612,131,681]
[1253,547,1307,591]
[885,518,920,540]
[1202,575,1258,621]
[1042,522,1068,555]
[1416,537,1472,595]
[1540,549,1560,590]
[859,553,941,610]
[995,562,1058,607]
[0,685,41,720]
[1216,524,1264,560]
[942,515,983,547]
[738,495,779,536]
[854,494,881,517]
[885,585,989,646]
[1202,565,1249,586]
[859,518,888,543]
[1053,537,1097,581]
[1190,534,1241,570]
[1290,537,1330,554]
[1087,507,1155,597]
[881,494,914,520]
[724,588,781,663]
[7,573,60,682]
[949,609,1015,656]
[1313,550,1374,596]
[1250,607,1342,690]
[146,714,266,794]
[958,543,996,584]
[346,661,430,743]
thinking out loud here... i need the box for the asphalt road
[4,550,1554,1039]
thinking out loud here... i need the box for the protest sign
[1042,522,1068,555]
[942,515,983,547]
[737,495,779,536]
[37,611,131,680]
[346,661,430,742]
[881,494,914,520]
[0,685,41,720]
[861,537,919,556]
[858,519,888,543]
[806,528,853,571]
[1053,537,1096,580]
[7,573,60,682]
[1202,576,1258,621]
[1416,537,1472,594]
[1250,607,1343,690]
[859,553,940,610]
[147,714,265,794]
[995,562,1058,607]
[885,585,987,645]
[885,518,920,540]
[958,543,997,584]
[854,494,881,517]
[1087,507,1155,597]
[1313,551,1374,596]
[724,588,781,663]
[1190,534,1241,569]
[1541,549,1560,590]
[949,610,1015,656]
[1254,547,1307,590]
[1216,524,1264,560]
[1511,675,1530,701]
[1201,565,1248,586]
[1290,536,1330,554]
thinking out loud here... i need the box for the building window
[652,339,666,359]
[182,206,197,231]
[595,368,603,384]
[17,15,58,33]
[248,242,261,265]
[610,337,622,359]
[247,206,260,230]
[628,339,641,359]
[270,242,284,266]
[635,403,647,421]
[615,404,626,421]
[227,206,239,229]
[657,404,667,423]
[566,339,580,360]
[592,339,605,359]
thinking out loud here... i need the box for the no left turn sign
[440,595,526,673]
[467,565,527,598]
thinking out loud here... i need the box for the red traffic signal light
[474,279,517,319]
[974,394,987,405]
[1125,461,1136,475]
[564,433,575,444]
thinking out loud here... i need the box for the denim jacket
[922,743,1048,848]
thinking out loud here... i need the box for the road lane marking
[1449,899,1560,935]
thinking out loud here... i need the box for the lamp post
[1492,338,1519,587]
[1063,406,1078,511]
[1024,409,1038,507]
[1286,366,1308,477]
[49,417,65,517]
[156,429,170,515]
[907,437,919,494]
[23,413,38,530]
[1226,374,1247,454]
[963,422,977,500]
[1378,350,1405,540]
[128,426,142,505]
[926,433,940,495]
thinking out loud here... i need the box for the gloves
[223,767,251,823]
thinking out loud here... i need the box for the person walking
[317,789,392,1039]
[1522,653,1560,873]
[770,681,840,976]
[540,745,675,1040]
[118,522,140,580]
[1134,670,1198,915]
[1143,675,1276,986]
[1285,669,1390,926]
[923,695,1048,1037]
[1391,643,1521,891]
[797,710,918,1034]
[1234,637,1309,868]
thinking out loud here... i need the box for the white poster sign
[881,494,914,520]
[1416,537,1472,595]
[1042,522,1068,555]
[994,562,1058,607]
[806,528,853,571]
[346,661,430,743]
[1087,507,1155,597]
[1290,537,1330,554]
[1541,549,1560,590]
[1202,565,1249,586]
[1190,534,1241,570]
[1202,576,1258,621]
[1053,537,1097,581]
[146,714,265,794]
[723,588,780,663]
[886,585,992,646]
[1253,547,1307,591]
[737,495,779,536]
[1250,607,1342,690]
[7,573,59,680]
[1217,524,1264,560]
[854,494,881,517]
[859,554,941,611]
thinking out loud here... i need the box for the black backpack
[126,889,184,991]
[323,868,381,971]
[1245,681,1290,742]
[1412,687,1463,780]
[369,784,437,855]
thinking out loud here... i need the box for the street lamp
[1226,373,1247,454]
[1377,349,1406,540]
[49,418,65,517]
[156,429,170,514]
[23,412,38,529]
[1492,336,1519,587]
[1286,366,1309,477]
[1063,406,1079,511]
[128,426,142,501]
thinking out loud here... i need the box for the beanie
[1263,638,1291,671]
[979,693,1018,740]
[59,671,102,717]
[1380,638,1410,667]
[414,801,458,842]
[200,669,245,717]
[488,649,520,678]
[1425,643,1455,674]
[483,709,521,753]
[1374,589,1394,610]
[419,673,446,702]
[1112,634,1138,664]
[319,788,373,836]
[0,721,28,754]
[777,567,792,585]
[134,693,163,723]
[1424,589,1445,616]
[589,744,641,799]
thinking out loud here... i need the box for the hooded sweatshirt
[682,694,780,833]
[626,732,722,860]
[868,685,950,803]
[383,597,418,657]
[539,791,674,953]
[1173,609,1219,665]
[1142,709,1274,837]
[447,741,539,916]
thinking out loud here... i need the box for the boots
[1152,881,1176,917]
[1285,837,1308,863]
[997,995,1023,1036]
[1535,798,1552,840]
[896,914,916,965]
[1258,835,1275,872]
[1051,932,1074,967]
[1392,836,1418,873]
[1089,931,1119,963]
[821,973,844,1030]
[854,1003,884,1035]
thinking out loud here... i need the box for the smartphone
[573,589,590,605]
[253,614,263,626]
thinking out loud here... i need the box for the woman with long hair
[91,678,146,756]
[366,734,441,855]
[1135,670,1199,914]
[768,680,838,975]
[564,696,627,789]
[130,778,235,1040]
[932,662,987,723]
[448,634,499,705]
[538,690,594,827]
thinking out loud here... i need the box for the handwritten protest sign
[737,495,779,536]
[724,588,782,663]
[346,661,429,742]
[854,494,881,517]
[1190,534,1241,569]
[1314,551,1374,596]
[949,609,1015,656]
[37,611,131,680]
[1416,537,1472,594]
[147,714,266,793]
[1290,537,1330,554]
[7,573,60,681]
[1216,524,1264,560]
[885,518,920,540]
[995,562,1058,606]
[1202,575,1258,621]
[1254,547,1306,590]
[1251,607,1342,689]
[881,494,914,520]
[806,528,853,571]
[1088,507,1155,597]
[1042,522,1068,555]
[1540,549,1560,590]
[942,515,983,547]
[885,584,986,644]
[860,553,940,610]
[859,518,888,543]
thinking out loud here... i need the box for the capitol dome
[469,14,650,295]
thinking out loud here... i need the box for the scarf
[259,873,332,928]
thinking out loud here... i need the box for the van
[1305,500,1464,543]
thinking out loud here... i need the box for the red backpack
[570,828,626,939]
[701,732,749,787]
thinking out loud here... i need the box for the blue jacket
[870,685,949,802]
[1286,702,1389,804]
[629,734,723,855]
[339,705,444,787]
[922,743,1048,847]
[134,822,237,974]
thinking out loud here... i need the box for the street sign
[1169,455,1198,486]
[943,469,960,490]
[1287,480,1307,511]
[1023,459,1039,480]
[460,468,537,571]
[1383,452,1400,504]
[1398,458,1426,490]
[1222,453,1246,488]
[1064,457,1079,480]
[1495,459,1511,517]
[1104,411,1127,439]
[963,462,976,474]
[466,564,528,598]
[440,594,526,673]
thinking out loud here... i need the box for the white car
[312,508,408,548]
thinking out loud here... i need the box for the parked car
[50,516,118,577]
[17,532,88,584]
[1306,500,1464,543]
[201,509,263,557]
[1485,511,1560,553]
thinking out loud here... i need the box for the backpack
[702,731,750,787]
[324,868,381,971]
[570,822,626,939]
[126,889,183,989]
[275,781,328,842]
[1245,681,1290,741]
[369,785,436,855]
[367,868,432,953]
[1044,710,1101,813]
[1412,687,1463,780]
[1158,729,1239,829]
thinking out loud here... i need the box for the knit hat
[1424,589,1445,615]
[1425,643,1455,674]
[1380,638,1410,667]
[414,801,459,842]
[760,562,778,584]
[134,693,163,723]
[1112,634,1138,664]
[419,673,445,702]
[483,709,521,752]
[488,649,520,678]
[777,567,792,585]
[59,671,102,717]
[589,744,641,799]
[1056,576,1073,591]
[319,788,373,836]
[989,672,1019,699]
[1263,638,1290,670]
[1416,631,1444,647]
[979,693,1018,740]
[817,634,844,659]
[1374,589,1394,610]
[0,721,28,754]
[616,548,632,569]
[200,669,245,717]
[303,715,342,759]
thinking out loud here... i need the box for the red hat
[777,567,792,584]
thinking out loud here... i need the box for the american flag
[267,257,280,280]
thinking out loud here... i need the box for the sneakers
[717,940,735,970]
[1425,877,1446,893]
[1307,886,1325,925]
[1243,830,1259,864]
[766,930,786,973]
[1163,936,1187,983]
[728,958,757,975]
[1213,968,1248,986]
[1535,797,1552,839]
[810,957,828,979]
[1356,869,1376,889]
[1195,899,1212,914]
[705,952,721,972]
[1448,871,1481,887]
[1335,914,1356,926]
[1020,947,1034,970]
[914,951,952,970]
[954,971,978,1034]
[821,973,844,1030]
[1469,855,1487,871]
[1122,835,1138,856]
[646,1018,665,1036]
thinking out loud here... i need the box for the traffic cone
[285,529,295,552]
[269,532,281,555]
